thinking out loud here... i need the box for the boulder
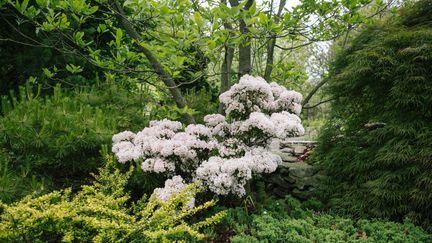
[282,161,316,178]
[277,153,298,162]
[294,145,307,154]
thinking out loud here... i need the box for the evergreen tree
[314,0,432,231]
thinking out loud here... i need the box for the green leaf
[65,64,83,74]
[160,5,170,14]
[193,12,203,27]
[43,68,54,78]
[97,24,106,33]
[15,0,29,14]
[249,1,256,15]
[207,39,216,49]
[73,31,85,46]
[258,12,268,23]
[212,21,220,32]
[87,6,98,14]
[115,28,123,47]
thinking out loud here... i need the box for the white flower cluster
[112,119,216,174]
[153,175,195,208]
[195,148,281,196]
[230,111,304,144]
[219,74,303,118]
[112,75,305,199]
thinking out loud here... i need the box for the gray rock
[294,145,307,154]
[280,147,294,154]
[283,162,316,178]
[293,175,321,190]
[292,188,316,200]
[268,174,297,190]
[277,153,298,162]
[277,167,290,174]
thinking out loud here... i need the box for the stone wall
[266,139,326,200]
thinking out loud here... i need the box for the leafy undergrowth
[212,196,432,242]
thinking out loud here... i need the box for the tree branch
[303,98,334,109]
[110,0,195,124]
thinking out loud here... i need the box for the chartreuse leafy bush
[312,0,432,231]
[222,196,431,242]
[0,152,226,242]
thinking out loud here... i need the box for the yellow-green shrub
[0,154,226,242]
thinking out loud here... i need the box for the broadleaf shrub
[111,75,305,199]
[312,0,432,231]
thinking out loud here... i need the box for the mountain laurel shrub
[111,75,305,199]
[0,153,226,242]
[313,0,432,231]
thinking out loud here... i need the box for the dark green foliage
[0,84,117,176]
[221,196,431,242]
[185,88,218,123]
[0,148,52,203]
[0,82,150,202]
[399,0,432,27]
[74,83,150,132]
[313,0,432,231]
[0,4,101,96]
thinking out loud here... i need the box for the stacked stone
[267,140,326,200]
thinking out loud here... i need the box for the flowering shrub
[112,75,305,198]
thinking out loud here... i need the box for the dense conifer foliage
[0,83,149,201]
[313,0,432,231]
[225,196,431,242]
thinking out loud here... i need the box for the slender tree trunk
[264,0,285,81]
[264,37,276,81]
[111,0,195,124]
[238,17,251,77]
[219,44,234,114]
[229,0,254,78]
[219,0,235,114]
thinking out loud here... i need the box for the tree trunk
[219,0,235,114]
[229,0,254,78]
[111,0,195,124]
[238,17,251,77]
[264,0,285,81]
[264,37,276,81]
[219,44,234,114]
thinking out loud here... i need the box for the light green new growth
[0,151,226,242]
